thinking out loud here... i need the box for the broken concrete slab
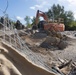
[58,41,68,50]
[44,36,60,46]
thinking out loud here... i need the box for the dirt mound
[0,54,21,75]
[0,42,56,75]
[40,36,68,50]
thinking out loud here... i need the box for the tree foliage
[31,17,36,25]
[24,16,31,28]
[46,4,74,30]
[46,4,64,20]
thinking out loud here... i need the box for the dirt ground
[21,31,76,62]
[0,31,76,75]
[20,31,76,74]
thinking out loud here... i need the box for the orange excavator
[33,10,65,32]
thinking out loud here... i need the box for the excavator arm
[35,10,48,25]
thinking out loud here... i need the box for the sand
[0,42,55,75]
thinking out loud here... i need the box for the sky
[0,0,76,24]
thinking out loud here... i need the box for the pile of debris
[40,36,67,50]
[48,58,76,75]
[24,29,69,50]
[19,29,76,75]
[25,26,68,50]
[40,31,68,50]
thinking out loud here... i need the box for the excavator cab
[38,20,47,30]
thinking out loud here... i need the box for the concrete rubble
[0,15,76,75]
[0,25,76,75]
[20,29,76,75]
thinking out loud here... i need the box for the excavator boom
[35,10,48,25]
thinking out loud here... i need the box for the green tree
[69,21,76,30]
[31,16,40,26]
[31,16,36,25]
[64,11,74,30]
[24,16,31,28]
[46,4,65,20]
[46,4,74,30]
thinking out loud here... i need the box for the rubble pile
[20,29,76,75]
[68,67,76,75]
[40,33,68,50]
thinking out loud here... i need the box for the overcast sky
[0,0,76,24]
